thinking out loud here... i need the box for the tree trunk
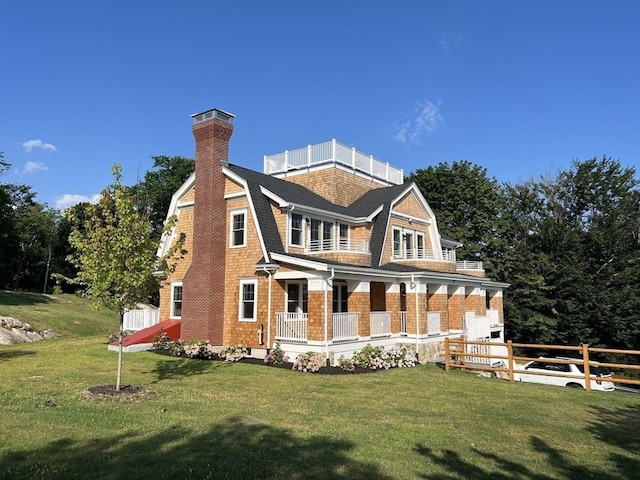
[116,311,124,391]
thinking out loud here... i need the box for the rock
[0,317,57,345]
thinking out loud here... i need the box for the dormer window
[290,213,303,246]
[393,226,426,260]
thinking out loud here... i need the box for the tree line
[1,151,638,352]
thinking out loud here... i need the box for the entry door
[287,282,308,313]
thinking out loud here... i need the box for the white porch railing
[427,311,441,335]
[370,311,391,337]
[465,338,492,365]
[456,260,484,271]
[400,311,408,335]
[264,139,404,185]
[332,312,359,341]
[275,313,308,343]
[123,308,159,331]
[307,238,370,254]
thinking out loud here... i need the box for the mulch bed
[152,350,376,375]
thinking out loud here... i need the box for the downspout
[413,274,419,352]
[260,266,273,349]
[325,268,335,363]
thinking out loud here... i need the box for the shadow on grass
[1,416,392,479]
[585,404,640,454]
[0,290,52,306]
[0,349,36,361]
[150,357,232,382]
[414,435,635,480]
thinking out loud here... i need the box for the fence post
[582,344,591,392]
[444,337,450,371]
[507,340,514,382]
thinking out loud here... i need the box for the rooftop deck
[264,139,404,185]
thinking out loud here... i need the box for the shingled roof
[228,164,411,267]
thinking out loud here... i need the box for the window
[308,218,334,251]
[287,282,308,313]
[230,210,246,247]
[416,233,425,259]
[338,223,349,250]
[393,228,402,258]
[290,213,303,246]
[332,284,348,313]
[404,231,414,258]
[239,279,258,321]
[171,282,183,318]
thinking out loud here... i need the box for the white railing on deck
[400,311,408,335]
[370,311,392,337]
[456,261,484,271]
[264,139,404,185]
[275,313,308,343]
[427,311,441,335]
[123,308,159,331]
[307,238,370,254]
[442,248,456,262]
[332,312,359,341]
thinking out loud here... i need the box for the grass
[1,293,639,479]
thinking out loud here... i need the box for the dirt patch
[82,384,147,401]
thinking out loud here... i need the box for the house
[155,107,509,364]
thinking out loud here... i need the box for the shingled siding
[283,167,388,207]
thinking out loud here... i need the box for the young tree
[67,164,185,391]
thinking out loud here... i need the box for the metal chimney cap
[191,108,235,125]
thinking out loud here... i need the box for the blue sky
[1,0,638,209]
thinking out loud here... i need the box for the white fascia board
[366,204,384,223]
[270,253,329,271]
[223,166,270,262]
[259,186,288,208]
[441,237,463,248]
[156,172,195,258]
[288,203,370,224]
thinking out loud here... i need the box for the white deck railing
[123,308,159,331]
[264,139,404,185]
[307,238,370,254]
[400,311,408,335]
[275,313,308,343]
[332,312,359,341]
[456,261,484,271]
[370,311,392,337]
[427,311,441,335]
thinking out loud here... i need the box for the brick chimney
[180,108,234,342]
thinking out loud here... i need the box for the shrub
[347,344,417,370]
[151,331,184,356]
[184,340,216,359]
[219,343,247,362]
[338,356,356,372]
[264,343,290,365]
[292,352,326,372]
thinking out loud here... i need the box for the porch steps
[108,319,181,353]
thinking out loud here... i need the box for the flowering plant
[184,340,216,359]
[151,331,185,356]
[344,343,417,371]
[338,356,356,372]
[292,352,325,372]
[219,343,247,362]
[264,343,289,365]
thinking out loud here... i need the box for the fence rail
[444,338,640,392]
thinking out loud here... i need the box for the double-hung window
[239,278,258,321]
[290,213,303,247]
[171,282,183,318]
[393,228,402,258]
[332,284,348,313]
[230,209,247,247]
[338,223,349,250]
[287,282,308,314]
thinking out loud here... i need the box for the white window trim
[230,208,247,248]
[392,227,402,259]
[238,278,258,322]
[289,212,304,248]
[170,281,183,319]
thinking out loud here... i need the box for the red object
[109,319,181,347]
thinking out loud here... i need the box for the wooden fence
[444,338,640,392]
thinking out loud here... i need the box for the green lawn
[1,293,639,479]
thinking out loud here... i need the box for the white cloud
[55,193,102,210]
[22,139,57,153]
[21,161,48,174]
[439,32,462,54]
[393,100,443,146]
